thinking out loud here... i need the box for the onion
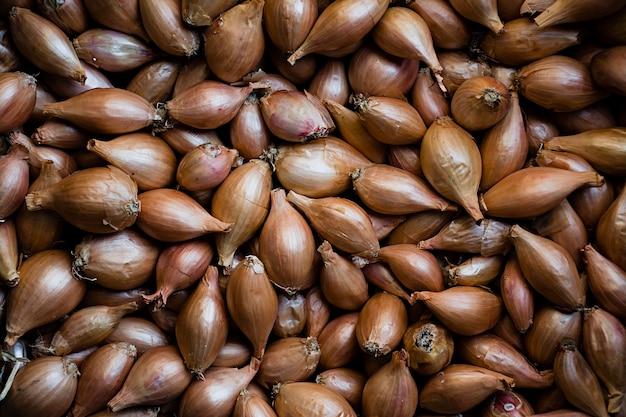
[9,7,86,83]
[175,266,228,377]
[361,349,418,417]
[226,255,278,359]
[203,0,265,83]
[0,356,79,417]
[5,249,86,346]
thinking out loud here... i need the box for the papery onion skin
[139,0,200,57]
[480,167,603,219]
[9,7,86,83]
[595,183,626,273]
[348,43,420,99]
[553,338,610,417]
[26,166,141,233]
[270,136,373,198]
[361,349,418,417]
[84,0,149,41]
[543,127,626,176]
[0,71,37,133]
[0,144,32,221]
[533,0,626,27]
[509,224,586,310]
[273,382,358,417]
[73,28,161,73]
[0,356,79,417]
[413,287,503,336]
[5,249,87,347]
[419,364,514,414]
[420,117,483,222]
[449,0,504,34]
[524,305,582,368]
[356,292,408,357]
[212,159,272,271]
[226,255,278,359]
[582,307,626,414]
[203,0,265,83]
[451,76,511,132]
[408,0,472,50]
[480,17,581,66]
[583,244,626,322]
[515,55,610,112]
[456,333,554,389]
[287,0,389,64]
[107,345,193,412]
[43,88,162,134]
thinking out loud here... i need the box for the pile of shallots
[0,0,626,416]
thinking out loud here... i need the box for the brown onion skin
[105,316,169,356]
[457,333,554,389]
[348,43,420,99]
[554,338,610,417]
[409,0,472,50]
[211,159,272,271]
[515,55,610,112]
[263,0,318,54]
[271,136,373,198]
[308,58,350,106]
[11,154,60,255]
[481,17,581,66]
[73,229,160,291]
[107,345,193,412]
[419,364,514,414]
[582,307,626,413]
[550,101,616,135]
[316,368,366,412]
[536,149,614,229]
[5,249,86,347]
[500,255,534,333]
[9,7,86,83]
[84,0,149,41]
[87,133,177,191]
[420,117,484,222]
[258,188,317,293]
[203,0,265,83]
[413,287,503,336]
[0,145,31,221]
[402,318,454,376]
[318,312,360,370]
[230,95,271,160]
[50,302,139,356]
[226,255,278,359]
[356,292,408,357]
[479,90,528,191]
[304,282,331,338]
[524,304,582,368]
[287,0,389,63]
[0,356,79,417]
[68,342,137,417]
[273,382,358,417]
[273,291,307,338]
[0,218,20,287]
[73,28,161,73]
[596,183,626,273]
[255,336,321,389]
[139,0,200,57]
[177,357,260,417]
[411,68,451,127]
[176,266,228,377]
[583,244,626,322]
[451,75,511,132]
[0,71,37,133]
[361,349,418,417]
